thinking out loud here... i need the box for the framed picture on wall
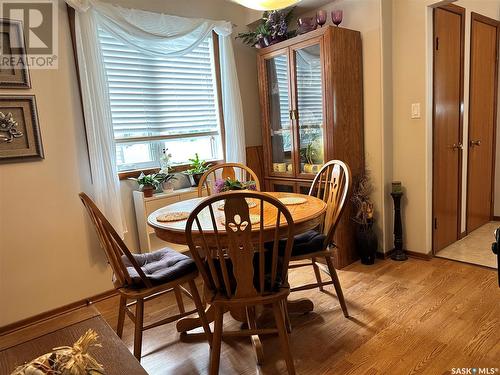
[0,96,43,161]
[0,18,31,88]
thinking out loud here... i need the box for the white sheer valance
[67,0,246,235]
[68,0,233,56]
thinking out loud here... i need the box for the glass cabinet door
[265,53,294,176]
[294,43,325,176]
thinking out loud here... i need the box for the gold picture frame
[0,18,31,88]
[0,96,43,161]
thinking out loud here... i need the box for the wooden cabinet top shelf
[256,25,361,55]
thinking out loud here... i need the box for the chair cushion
[292,230,326,256]
[206,252,285,296]
[122,247,197,288]
[265,230,326,257]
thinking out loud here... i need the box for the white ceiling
[239,0,339,26]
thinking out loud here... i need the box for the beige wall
[0,0,259,326]
[0,1,111,326]
[392,0,430,254]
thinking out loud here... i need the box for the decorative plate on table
[156,211,190,222]
[279,197,307,205]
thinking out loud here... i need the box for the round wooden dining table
[148,191,327,333]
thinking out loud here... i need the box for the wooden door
[432,6,465,252]
[466,13,499,233]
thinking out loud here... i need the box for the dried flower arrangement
[11,329,104,375]
[352,172,375,229]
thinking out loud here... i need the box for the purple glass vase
[332,10,343,27]
[316,10,327,27]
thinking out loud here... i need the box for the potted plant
[352,173,378,265]
[158,149,176,192]
[129,173,169,198]
[214,178,257,193]
[184,153,211,187]
[236,8,296,48]
[157,173,176,193]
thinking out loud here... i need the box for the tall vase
[355,223,378,265]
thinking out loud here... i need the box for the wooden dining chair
[288,160,351,317]
[79,192,212,360]
[197,162,261,197]
[185,191,296,375]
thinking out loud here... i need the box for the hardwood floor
[93,258,500,374]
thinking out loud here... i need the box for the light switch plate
[411,103,421,119]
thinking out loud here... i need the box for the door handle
[469,139,482,147]
[451,142,463,151]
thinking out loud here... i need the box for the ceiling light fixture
[232,0,301,11]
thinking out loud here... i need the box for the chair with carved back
[79,192,212,360]
[197,162,261,197]
[288,160,350,317]
[185,191,296,375]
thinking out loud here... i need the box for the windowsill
[118,159,224,180]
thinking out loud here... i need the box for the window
[98,29,224,172]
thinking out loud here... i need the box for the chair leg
[281,299,292,333]
[311,257,324,291]
[116,294,126,338]
[246,306,264,365]
[133,298,144,360]
[174,286,185,314]
[209,305,224,375]
[272,301,296,375]
[325,256,349,318]
[188,279,212,346]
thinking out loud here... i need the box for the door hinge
[434,218,438,230]
[435,37,439,51]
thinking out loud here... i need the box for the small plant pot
[186,172,204,187]
[162,180,175,193]
[142,185,155,198]
[355,224,378,265]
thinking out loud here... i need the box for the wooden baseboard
[0,289,117,336]
[377,249,433,261]
[493,216,500,221]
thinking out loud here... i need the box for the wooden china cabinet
[257,25,364,268]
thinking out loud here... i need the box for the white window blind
[98,28,223,171]
[296,51,323,127]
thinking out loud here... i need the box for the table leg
[176,304,228,333]
[177,297,314,333]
